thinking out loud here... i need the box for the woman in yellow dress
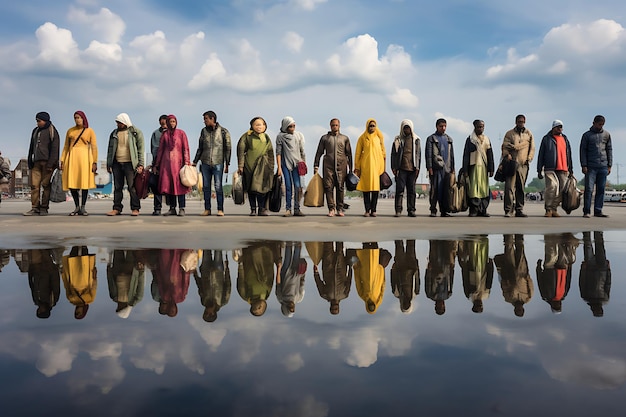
[62,246,97,320]
[60,110,98,216]
[354,118,386,217]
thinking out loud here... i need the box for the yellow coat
[62,254,97,306]
[354,248,385,313]
[61,126,98,190]
[355,119,386,192]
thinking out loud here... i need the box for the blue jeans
[583,167,608,215]
[282,161,301,210]
[200,163,224,211]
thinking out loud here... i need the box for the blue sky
[2,0,626,183]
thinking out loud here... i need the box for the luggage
[448,170,468,213]
[380,171,393,190]
[133,169,151,199]
[304,173,324,207]
[345,172,359,192]
[561,175,582,214]
[268,173,282,212]
[49,170,67,203]
[232,171,245,205]
[179,165,199,187]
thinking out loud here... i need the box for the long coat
[355,134,385,192]
[61,126,98,191]
[354,248,386,314]
[62,251,97,306]
[237,131,275,194]
[155,128,191,196]
[314,132,352,188]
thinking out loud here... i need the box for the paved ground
[0,196,624,248]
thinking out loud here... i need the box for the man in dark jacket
[580,115,612,218]
[425,118,455,217]
[536,120,573,217]
[24,112,60,216]
[391,120,421,217]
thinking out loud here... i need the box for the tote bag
[179,165,199,187]
[49,170,67,203]
[304,173,324,207]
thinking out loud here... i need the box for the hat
[552,119,563,128]
[36,112,50,122]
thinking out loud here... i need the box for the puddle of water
[0,232,624,416]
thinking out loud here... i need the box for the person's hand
[428,168,433,176]
[238,168,243,174]
[353,168,360,176]
[107,167,112,173]
[392,169,397,176]
[314,166,318,174]
[192,162,196,167]
[488,171,494,178]
[59,161,63,170]
[537,172,543,179]
[582,166,588,174]
[92,162,98,173]
[224,165,229,174]
[277,168,283,177]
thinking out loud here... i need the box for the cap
[552,119,563,128]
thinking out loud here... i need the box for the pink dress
[156,128,191,195]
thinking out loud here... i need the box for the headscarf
[359,118,384,143]
[74,110,89,128]
[276,116,304,169]
[166,114,177,132]
[165,115,178,151]
[399,119,418,140]
[115,113,133,128]
[36,112,51,129]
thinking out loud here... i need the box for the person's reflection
[193,250,231,322]
[425,240,457,315]
[458,236,493,313]
[537,233,578,314]
[0,249,10,273]
[391,240,420,313]
[579,231,611,317]
[62,246,97,320]
[28,249,61,319]
[313,242,351,315]
[494,234,534,317]
[236,241,282,317]
[276,242,306,317]
[107,250,145,319]
[153,249,191,318]
[349,242,391,314]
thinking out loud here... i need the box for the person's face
[436,122,446,135]
[403,125,412,136]
[167,118,177,129]
[159,118,167,129]
[330,119,340,134]
[515,117,526,129]
[592,119,605,130]
[474,122,485,135]
[74,114,83,127]
[286,123,296,134]
[368,122,376,133]
[116,121,127,130]
[552,125,563,135]
[252,118,266,134]
[204,115,216,128]
[36,119,46,128]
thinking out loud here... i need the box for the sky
[1,0,626,184]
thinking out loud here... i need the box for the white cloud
[180,32,205,61]
[283,353,305,372]
[35,22,81,68]
[68,6,125,44]
[290,0,328,11]
[84,40,122,62]
[388,88,419,108]
[283,31,304,53]
[129,31,169,64]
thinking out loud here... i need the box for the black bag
[268,173,282,212]
[232,171,245,205]
[561,175,582,214]
[380,171,393,190]
[495,158,517,182]
[49,170,66,203]
[345,172,359,191]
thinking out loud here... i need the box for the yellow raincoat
[355,119,386,192]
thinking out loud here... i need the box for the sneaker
[23,208,39,216]
[440,212,451,217]
[39,208,48,216]
[217,210,224,217]
[408,212,416,218]
[249,208,257,216]
[504,213,511,218]
[283,209,292,217]
[293,209,305,217]
[201,210,211,216]
[429,212,437,217]
[177,209,186,217]
[163,208,177,216]
[107,209,121,216]
[515,212,528,218]
[258,208,269,216]
[152,210,161,216]
[583,213,590,218]
[131,210,140,216]
[394,212,401,217]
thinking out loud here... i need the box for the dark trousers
[429,169,449,214]
[395,169,417,214]
[248,191,267,210]
[112,161,140,212]
[363,191,379,213]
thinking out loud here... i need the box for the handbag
[380,171,393,190]
[133,169,151,199]
[345,172,359,191]
[180,250,199,272]
[304,173,324,207]
[297,161,308,176]
[49,169,67,203]
[269,173,283,212]
[232,171,245,205]
[179,165,198,187]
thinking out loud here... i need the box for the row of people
[7,232,609,320]
[20,111,612,218]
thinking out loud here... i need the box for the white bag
[179,165,199,187]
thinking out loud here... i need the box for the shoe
[544,211,552,218]
[440,212,451,217]
[469,212,477,217]
[583,213,590,218]
[594,212,609,218]
[249,208,257,216]
[337,211,345,217]
[69,207,80,216]
[408,212,416,218]
[163,208,177,216]
[39,208,48,216]
[551,211,560,218]
[504,213,511,218]
[258,208,269,216]
[131,210,140,216]
[429,212,437,217]
[479,212,490,217]
[283,209,292,217]
[23,208,39,216]
[152,210,161,216]
[515,212,528,218]
[78,206,88,216]
[201,210,211,216]
[293,209,305,217]
[328,209,336,217]
[107,209,121,216]
[370,212,377,217]
[363,212,370,217]
[177,209,186,217]
[217,210,224,217]
[394,212,401,217]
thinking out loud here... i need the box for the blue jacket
[537,132,573,174]
[580,127,612,169]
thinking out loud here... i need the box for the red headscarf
[74,110,89,128]
[166,114,177,131]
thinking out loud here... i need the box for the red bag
[297,161,308,176]
[133,170,151,199]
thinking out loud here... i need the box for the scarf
[358,118,384,144]
[74,110,89,128]
[470,131,489,165]
[276,116,303,170]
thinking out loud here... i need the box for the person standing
[425,118,455,217]
[580,115,612,218]
[391,119,421,217]
[193,111,231,217]
[24,112,60,216]
[579,231,611,317]
[354,118,386,217]
[494,235,534,318]
[150,115,168,215]
[60,110,98,216]
[462,120,494,217]
[106,113,145,216]
[0,151,11,207]
[276,116,306,217]
[193,250,231,322]
[313,241,352,315]
[237,117,275,216]
[536,120,573,218]
[154,115,191,217]
[313,118,352,217]
[390,240,420,313]
[501,114,535,217]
